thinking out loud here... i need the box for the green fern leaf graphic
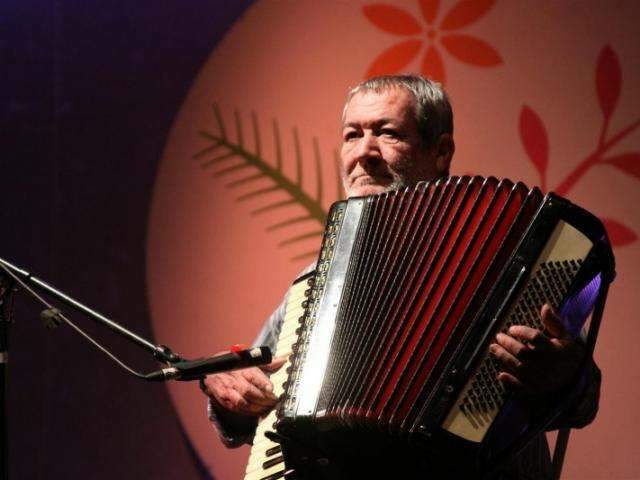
[194,104,343,261]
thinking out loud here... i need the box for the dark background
[4,1,253,477]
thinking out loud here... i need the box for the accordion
[249,176,615,478]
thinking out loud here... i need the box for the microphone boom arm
[0,256,270,381]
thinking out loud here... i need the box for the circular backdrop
[147,1,639,478]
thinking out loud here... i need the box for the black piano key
[260,470,286,480]
[266,445,282,457]
[263,455,285,469]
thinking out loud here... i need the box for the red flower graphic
[363,0,503,83]
[519,45,640,247]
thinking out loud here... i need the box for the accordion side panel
[244,274,312,480]
[441,220,594,443]
[321,196,378,415]
[282,202,348,420]
[293,198,365,418]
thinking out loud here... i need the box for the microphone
[145,346,272,382]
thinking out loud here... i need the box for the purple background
[4,1,253,478]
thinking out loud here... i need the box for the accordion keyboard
[244,273,312,480]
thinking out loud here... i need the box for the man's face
[340,87,444,197]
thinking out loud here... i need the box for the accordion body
[271,176,613,475]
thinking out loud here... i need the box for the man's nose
[353,132,381,166]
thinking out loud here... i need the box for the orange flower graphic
[363,0,503,83]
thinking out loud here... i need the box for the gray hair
[343,74,453,147]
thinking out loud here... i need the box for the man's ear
[434,133,455,174]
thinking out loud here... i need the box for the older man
[201,75,600,478]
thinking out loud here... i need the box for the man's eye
[343,131,358,141]
[381,129,399,138]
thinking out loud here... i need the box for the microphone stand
[0,256,270,480]
[0,257,179,364]
[0,275,13,480]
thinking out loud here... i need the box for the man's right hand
[201,356,287,416]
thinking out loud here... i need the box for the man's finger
[507,325,551,350]
[541,304,567,339]
[495,333,531,361]
[215,387,246,411]
[235,379,278,406]
[241,367,275,393]
[490,343,522,372]
[497,371,525,392]
[203,373,232,395]
[222,388,269,415]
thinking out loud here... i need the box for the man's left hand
[489,304,585,394]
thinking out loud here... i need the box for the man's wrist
[544,356,601,430]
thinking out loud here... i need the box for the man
[200,75,600,478]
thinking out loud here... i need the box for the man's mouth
[352,175,392,186]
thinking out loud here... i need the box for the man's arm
[200,294,288,447]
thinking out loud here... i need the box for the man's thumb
[261,355,288,373]
[541,304,567,339]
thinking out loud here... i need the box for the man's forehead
[342,87,416,125]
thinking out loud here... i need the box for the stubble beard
[343,173,411,198]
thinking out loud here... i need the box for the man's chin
[347,178,405,197]
[347,184,389,197]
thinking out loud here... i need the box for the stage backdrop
[8,1,640,479]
